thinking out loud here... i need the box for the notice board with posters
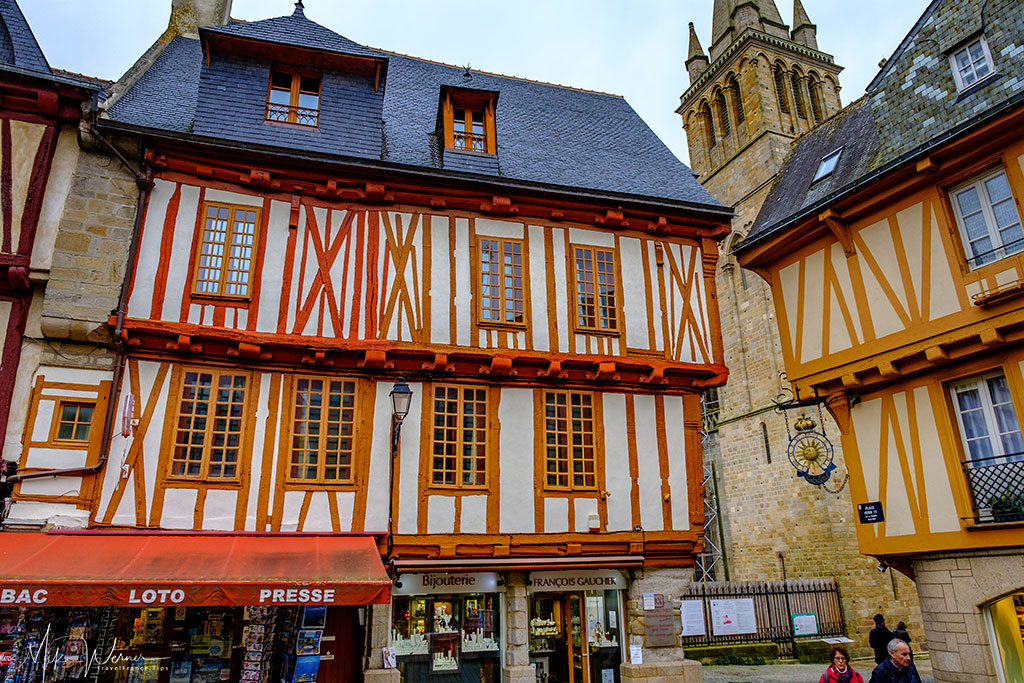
[643,594,678,647]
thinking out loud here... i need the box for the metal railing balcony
[265,103,319,127]
[962,452,1024,524]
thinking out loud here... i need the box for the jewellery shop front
[0,532,391,683]
[527,570,625,683]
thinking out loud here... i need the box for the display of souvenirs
[429,633,459,672]
[433,602,455,633]
[129,609,164,648]
[529,617,559,636]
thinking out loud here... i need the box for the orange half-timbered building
[736,1,1024,680]
[0,2,729,683]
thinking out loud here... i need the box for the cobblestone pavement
[702,657,934,682]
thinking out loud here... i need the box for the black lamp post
[387,377,413,562]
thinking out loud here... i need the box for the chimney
[169,0,233,37]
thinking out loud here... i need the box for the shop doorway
[528,592,621,683]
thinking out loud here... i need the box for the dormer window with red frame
[442,88,496,154]
[266,70,321,127]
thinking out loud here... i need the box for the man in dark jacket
[869,613,894,664]
[870,639,922,683]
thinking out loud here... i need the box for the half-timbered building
[0,2,730,683]
[735,0,1024,680]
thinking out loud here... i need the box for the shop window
[479,238,525,326]
[986,592,1024,679]
[949,36,995,92]
[544,391,597,490]
[288,377,357,484]
[442,87,497,154]
[192,203,260,299]
[266,70,321,126]
[169,369,248,480]
[51,401,94,443]
[391,592,501,678]
[430,385,488,488]
[572,245,618,333]
[529,589,623,680]
[950,168,1024,269]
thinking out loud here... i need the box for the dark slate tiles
[0,0,50,74]
[202,8,380,60]
[108,37,202,134]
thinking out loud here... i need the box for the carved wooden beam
[819,208,855,256]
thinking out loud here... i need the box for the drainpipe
[7,126,153,484]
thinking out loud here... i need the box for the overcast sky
[22,0,929,165]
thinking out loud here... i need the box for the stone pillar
[363,603,400,683]
[619,568,703,683]
[503,572,535,683]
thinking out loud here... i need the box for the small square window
[266,71,321,127]
[812,148,842,183]
[950,168,1023,269]
[53,402,94,443]
[949,37,995,92]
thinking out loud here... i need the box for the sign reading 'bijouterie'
[391,573,501,596]
[527,570,627,592]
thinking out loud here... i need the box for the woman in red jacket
[819,645,865,683]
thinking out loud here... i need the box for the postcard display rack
[1,607,106,683]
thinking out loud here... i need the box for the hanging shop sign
[527,569,627,592]
[391,573,502,595]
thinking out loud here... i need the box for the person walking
[869,639,922,683]
[869,613,894,664]
[819,644,865,683]
[892,621,911,646]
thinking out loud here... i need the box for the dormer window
[950,36,994,92]
[442,88,496,154]
[812,148,842,183]
[266,71,321,127]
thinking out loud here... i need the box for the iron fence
[679,578,845,657]
[962,454,1024,523]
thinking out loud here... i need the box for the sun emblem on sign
[787,414,836,485]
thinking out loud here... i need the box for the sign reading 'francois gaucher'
[527,570,627,592]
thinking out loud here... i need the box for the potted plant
[989,489,1024,523]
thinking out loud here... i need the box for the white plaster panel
[664,395,689,531]
[138,360,169,526]
[852,398,883,503]
[544,497,569,533]
[202,489,237,530]
[913,386,960,534]
[475,218,524,239]
[98,365,138,524]
[828,286,853,356]
[3,501,86,527]
[778,261,801,361]
[16,475,82,498]
[301,491,334,532]
[552,229,569,353]
[428,496,456,534]
[385,211,415,342]
[528,225,549,352]
[602,393,632,531]
[340,212,356,339]
[430,215,451,345]
[863,217,911,314]
[364,383,393,533]
[203,188,263,207]
[926,207,961,320]
[244,373,274,531]
[336,491,356,531]
[315,206,338,339]
[499,388,535,533]
[6,121,45,251]
[460,495,487,534]
[33,127,81,270]
[648,242,663,352]
[160,488,199,529]
[883,409,916,538]
[38,366,110,385]
[633,395,663,530]
[692,247,712,363]
[0,301,9,372]
[856,219,904,338]
[257,200,290,333]
[896,203,925,312]
[800,249,825,363]
[454,218,471,346]
[280,491,304,532]
[574,498,598,532]
[964,280,982,301]
[396,381,423,534]
[127,179,172,321]
[30,400,54,442]
[620,238,649,350]
[39,389,96,400]
[567,227,614,247]
[827,243,856,354]
[164,184,200,323]
[24,448,87,469]
[995,267,1018,287]
[187,304,200,325]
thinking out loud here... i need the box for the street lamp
[387,377,413,562]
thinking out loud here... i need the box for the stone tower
[678,0,922,656]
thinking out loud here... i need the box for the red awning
[0,531,390,607]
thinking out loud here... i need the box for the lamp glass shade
[390,377,413,419]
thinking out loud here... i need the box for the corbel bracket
[819,209,855,256]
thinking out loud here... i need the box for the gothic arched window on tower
[729,75,745,123]
[716,91,731,138]
[809,81,823,123]
[791,74,806,119]
[703,103,716,148]
[773,67,789,114]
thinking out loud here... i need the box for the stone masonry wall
[913,549,1024,683]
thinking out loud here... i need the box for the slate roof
[0,0,49,75]
[104,8,721,211]
[743,0,1024,247]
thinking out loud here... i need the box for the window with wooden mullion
[431,385,488,488]
[573,246,618,332]
[289,377,357,484]
[193,203,259,298]
[266,71,321,126]
[453,107,486,152]
[170,370,247,480]
[544,391,597,491]
[54,402,94,443]
[479,238,525,325]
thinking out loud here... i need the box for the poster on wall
[709,598,757,636]
[793,613,819,636]
[680,600,706,637]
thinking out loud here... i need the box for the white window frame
[949,36,995,92]
[812,148,842,183]
[950,371,1024,466]
[950,168,1024,269]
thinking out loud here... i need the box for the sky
[21,0,931,165]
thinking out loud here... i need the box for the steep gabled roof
[0,0,50,75]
